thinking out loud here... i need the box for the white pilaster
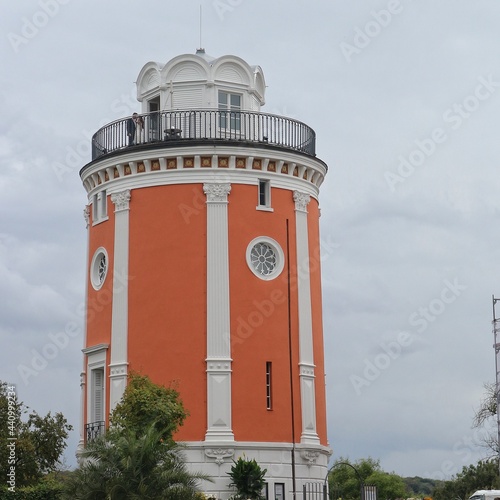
[293,190,320,445]
[203,183,234,442]
[76,371,86,463]
[76,205,91,461]
[109,189,131,412]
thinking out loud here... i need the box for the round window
[246,237,284,280]
[90,248,108,290]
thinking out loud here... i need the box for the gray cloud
[2,0,500,479]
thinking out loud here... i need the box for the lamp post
[323,462,364,500]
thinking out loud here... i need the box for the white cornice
[81,145,326,199]
[82,343,109,355]
[83,144,327,175]
[97,171,319,203]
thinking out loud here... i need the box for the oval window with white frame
[90,247,108,290]
[246,237,285,280]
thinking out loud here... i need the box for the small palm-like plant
[228,457,267,500]
[64,423,210,499]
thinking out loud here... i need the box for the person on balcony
[126,113,144,146]
[134,113,145,144]
[127,113,137,146]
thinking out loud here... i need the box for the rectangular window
[91,368,104,423]
[266,361,272,410]
[84,344,108,443]
[218,90,241,131]
[92,194,98,221]
[258,179,270,208]
[99,191,107,219]
[148,96,161,141]
[92,190,108,225]
[85,367,105,443]
[274,483,285,500]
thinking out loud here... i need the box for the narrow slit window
[266,361,272,410]
[258,179,271,208]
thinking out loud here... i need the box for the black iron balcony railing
[85,420,105,443]
[91,109,316,160]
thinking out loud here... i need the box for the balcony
[90,109,316,161]
[85,420,105,443]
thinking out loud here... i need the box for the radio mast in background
[492,295,500,477]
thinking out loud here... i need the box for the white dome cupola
[136,50,266,113]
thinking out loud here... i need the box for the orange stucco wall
[84,180,328,446]
[127,184,207,441]
[87,198,114,348]
[229,185,302,443]
[86,197,115,422]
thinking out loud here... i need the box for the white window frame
[274,483,285,500]
[83,344,108,426]
[147,95,161,141]
[257,179,273,212]
[92,190,108,225]
[266,361,272,410]
[90,247,109,291]
[218,90,242,131]
[246,236,285,281]
[91,367,105,423]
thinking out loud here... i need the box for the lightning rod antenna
[198,5,204,52]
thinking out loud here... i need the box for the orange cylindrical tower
[77,50,330,498]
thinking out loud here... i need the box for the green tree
[0,381,72,488]
[109,372,187,442]
[404,476,440,496]
[64,423,209,500]
[328,458,408,500]
[366,470,407,500]
[67,373,211,498]
[228,457,267,500]
[433,459,500,500]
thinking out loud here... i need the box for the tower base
[182,441,332,499]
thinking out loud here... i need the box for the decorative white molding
[293,190,310,213]
[80,145,326,198]
[203,183,231,203]
[83,205,90,228]
[300,449,320,466]
[183,441,331,497]
[111,189,131,211]
[109,362,128,378]
[299,363,315,377]
[207,360,232,371]
[82,343,109,355]
[204,447,235,465]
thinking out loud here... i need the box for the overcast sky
[2,0,500,480]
